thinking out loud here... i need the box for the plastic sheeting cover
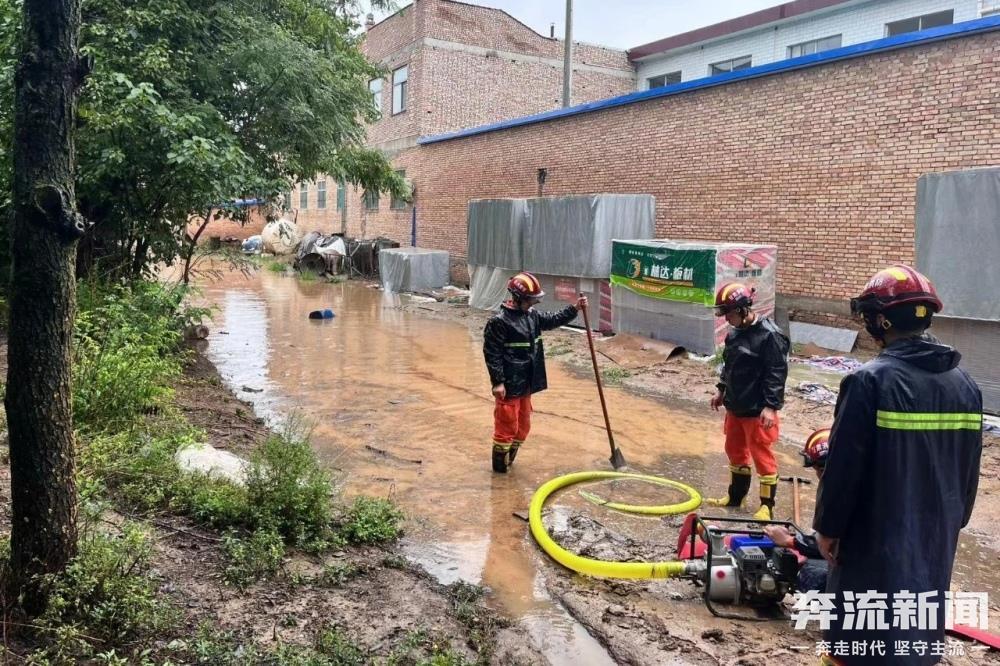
[467,199,527,269]
[380,247,450,292]
[522,195,655,278]
[469,264,517,311]
[261,218,300,255]
[917,167,1000,321]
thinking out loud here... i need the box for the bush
[222,529,285,589]
[29,524,177,663]
[73,281,206,431]
[245,433,333,548]
[338,496,404,545]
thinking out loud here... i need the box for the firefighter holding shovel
[483,272,586,473]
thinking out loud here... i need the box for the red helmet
[801,428,831,468]
[507,272,544,300]
[851,265,942,316]
[714,282,755,315]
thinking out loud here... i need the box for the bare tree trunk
[5,0,88,612]
[181,208,212,285]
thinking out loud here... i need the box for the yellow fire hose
[528,471,702,579]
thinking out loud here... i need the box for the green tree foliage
[0,0,405,280]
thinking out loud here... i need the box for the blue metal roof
[419,15,1000,145]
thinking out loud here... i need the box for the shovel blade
[609,447,627,470]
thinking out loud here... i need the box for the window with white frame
[709,55,751,76]
[885,10,953,37]
[392,65,408,115]
[316,179,326,209]
[981,0,1000,16]
[788,34,842,58]
[299,184,308,209]
[369,78,382,114]
[647,71,681,89]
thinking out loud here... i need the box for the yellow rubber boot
[706,465,752,507]
[752,474,778,520]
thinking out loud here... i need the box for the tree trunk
[181,208,212,285]
[5,0,88,612]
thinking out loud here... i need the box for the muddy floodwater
[195,270,1000,664]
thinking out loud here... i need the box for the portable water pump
[677,514,805,620]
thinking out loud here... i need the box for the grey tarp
[468,265,518,311]
[522,195,655,278]
[916,167,1000,321]
[466,199,527,269]
[379,247,449,292]
[916,167,1000,412]
[466,194,655,312]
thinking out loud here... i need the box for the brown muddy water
[194,270,1000,663]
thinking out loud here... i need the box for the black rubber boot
[706,465,752,507]
[508,441,522,466]
[492,445,509,473]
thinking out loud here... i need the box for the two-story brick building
[285,0,634,242]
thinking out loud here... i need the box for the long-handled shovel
[579,295,627,470]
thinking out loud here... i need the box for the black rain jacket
[483,303,578,398]
[718,316,789,417]
[814,336,982,665]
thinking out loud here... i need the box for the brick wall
[390,32,999,303]
[361,0,633,146]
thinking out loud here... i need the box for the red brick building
[204,4,999,319]
[287,0,634,241]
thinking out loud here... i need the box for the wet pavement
[195,270,1000,663]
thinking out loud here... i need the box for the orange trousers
[493,394,532,447]
[723,411,779,475]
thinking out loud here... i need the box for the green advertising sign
[610,243,716,304]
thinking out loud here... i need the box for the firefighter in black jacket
[708,282,790,520]
[483,272,586,473]
[814,265,982,666]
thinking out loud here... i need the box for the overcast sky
[366,1,785,49]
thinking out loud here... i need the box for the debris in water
[364,444,422,465]
[242,385,264,393]
[308,309,336,319]
[795,381,838,406]
[793,354,862,374]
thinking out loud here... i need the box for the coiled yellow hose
[528,471,702,579]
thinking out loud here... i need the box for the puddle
[194,270,1000,661]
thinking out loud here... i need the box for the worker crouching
[708,282,790,520]
[483,272,587,473]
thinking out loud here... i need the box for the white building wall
[636,0,983,88]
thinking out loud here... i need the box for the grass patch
[338,496,404,545]
[297,269,319,282]
[547,342,572,356]
[601,366,632,385]
[445,582,506,664]
[266,260,288,273]
[387,630,469,666]
[317,562,363,588]
[222,529,285,589]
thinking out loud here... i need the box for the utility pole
[562,0,573,107]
